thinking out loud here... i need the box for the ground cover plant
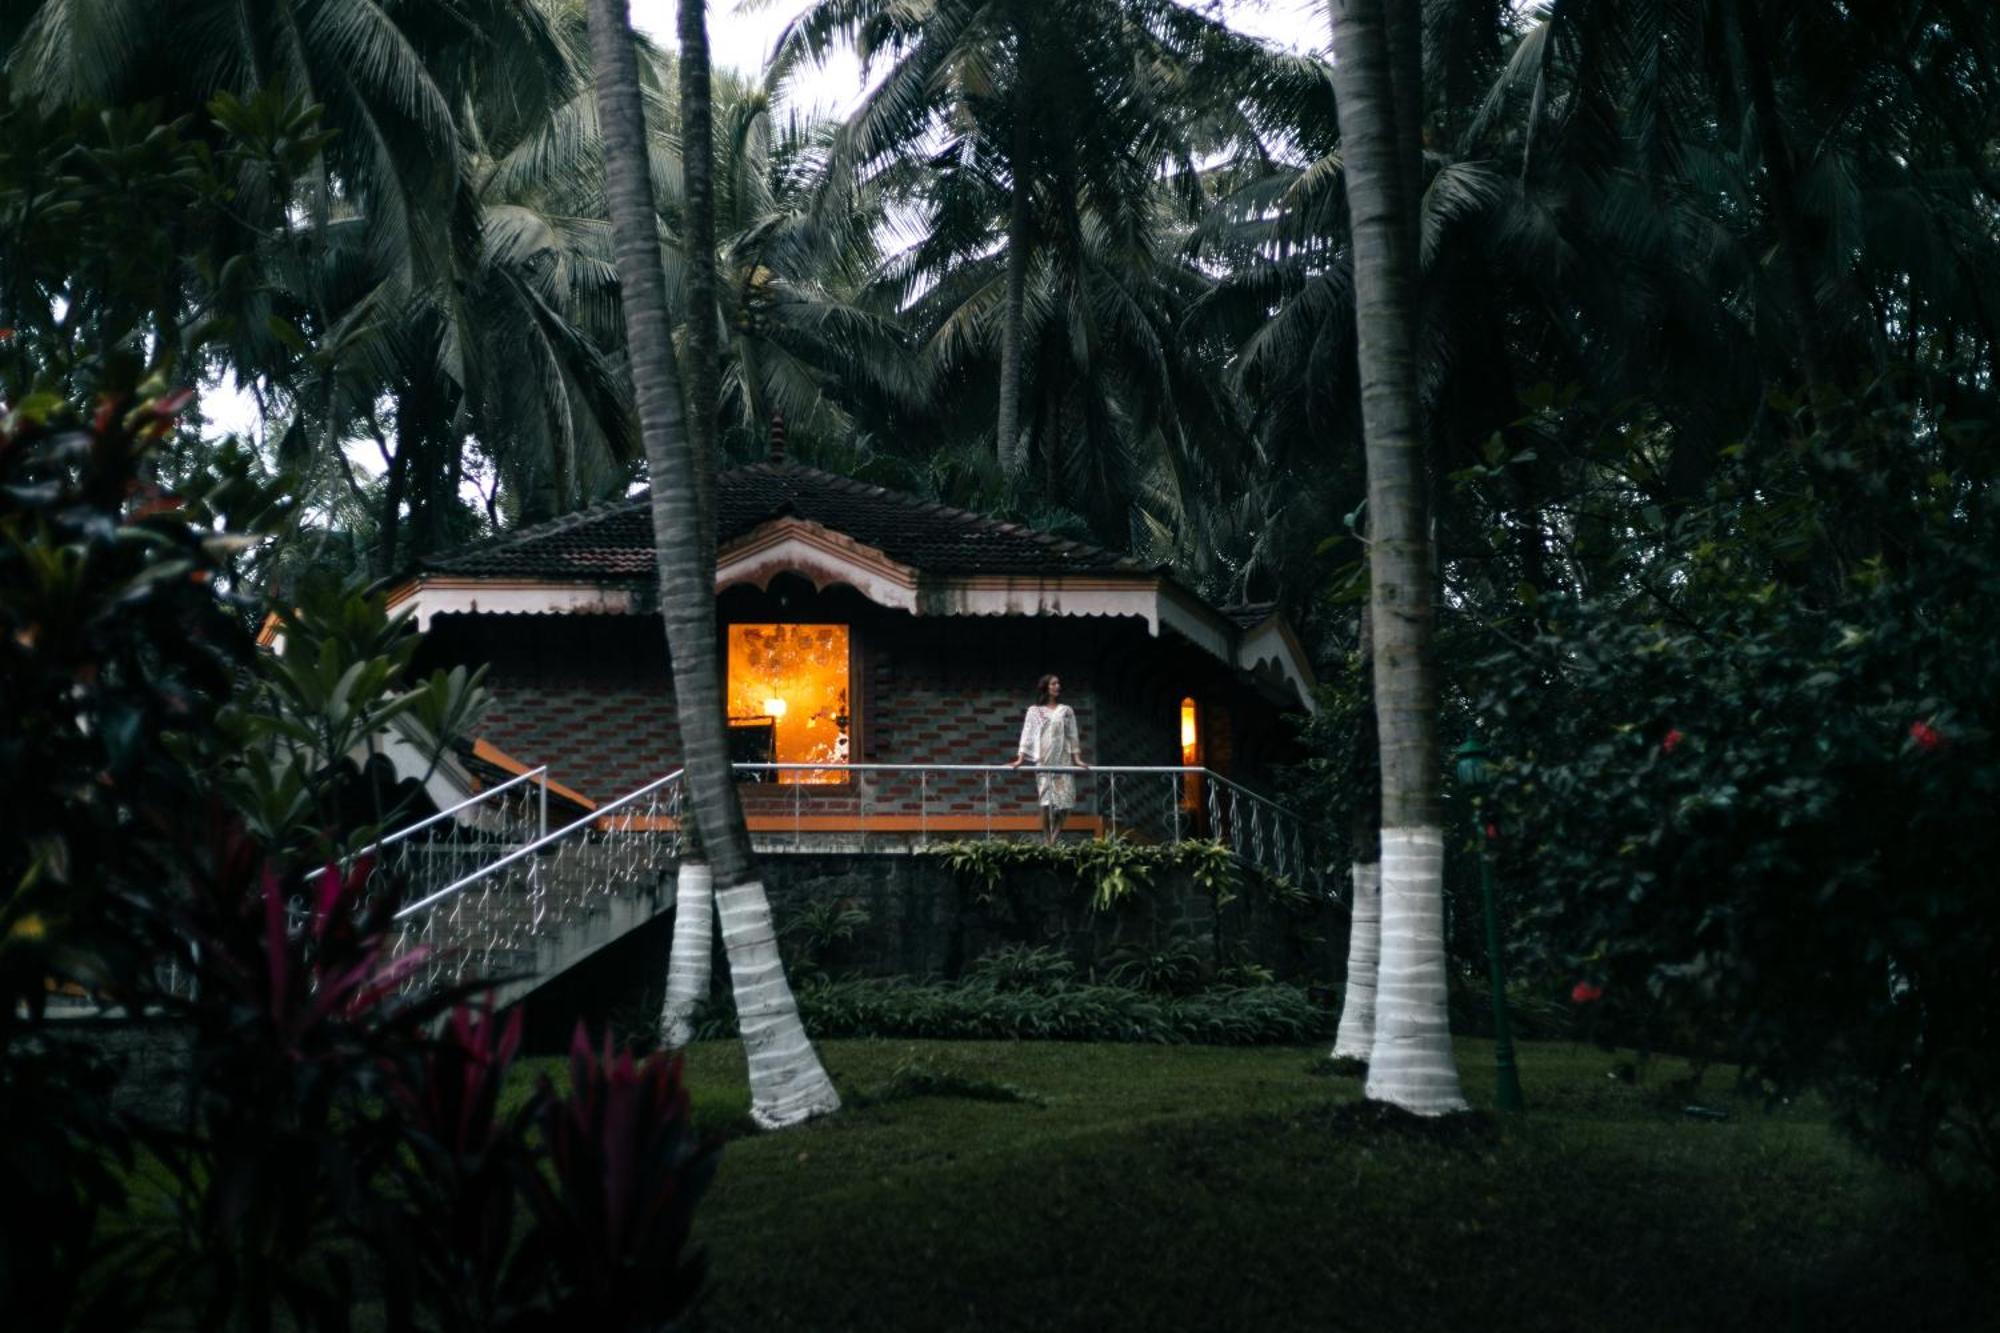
[511,1036,1990,1332]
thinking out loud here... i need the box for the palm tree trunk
[1333,861,1383,1059]
[1333,607,1384,1061]
[679,0,721,561]
[1328,0,1466,1115]
[660,860,715,1047]
[379,382,415,576]
[996,71,1033,477]
[586,0,838,1127]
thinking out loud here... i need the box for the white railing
[389,768,688,994]
[723,763,1316,885]
[381,763,1322,996]
[288,766,550,938]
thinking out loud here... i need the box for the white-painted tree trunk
[716,881,841,1128]
[659,860,715,1048]
[1364,828,1468,1115]
[1331,860,1382,1060]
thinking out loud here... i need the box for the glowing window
[727,624,851,783]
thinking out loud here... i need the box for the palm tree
[5,0,632,572]
[650,71,924,463]
[775,0,1319,485]
[1326,0,1466,1116]
[584,0,838,1129]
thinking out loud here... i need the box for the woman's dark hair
[1034,673,1058,704]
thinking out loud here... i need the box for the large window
[727,624,851,783]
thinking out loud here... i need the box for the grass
[516,1037,1988,1332]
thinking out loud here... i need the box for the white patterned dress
[1017,704,1081,809]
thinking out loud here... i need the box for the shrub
[1104,937,1206,996]
[780,897,872,979]
[788,976,1336,1046]
[962,943,1076,992]
[0,384,715,1330]
[1474,399,2000,1198]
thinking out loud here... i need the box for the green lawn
[525,1038,1987,1332]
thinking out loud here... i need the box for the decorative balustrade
[291,766,550,936]
[381,764,1323,997]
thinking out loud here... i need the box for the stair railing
[382,762,1325,999]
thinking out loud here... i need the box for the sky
[203,0,1329,447]
[629,1,1330,111]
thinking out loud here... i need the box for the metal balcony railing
[288,765,549,934]
[380,764,1323,997]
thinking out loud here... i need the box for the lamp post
[1456,737,1525,1112]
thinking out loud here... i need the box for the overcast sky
[628,0,1330,117]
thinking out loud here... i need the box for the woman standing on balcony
[1008,673,1088,844]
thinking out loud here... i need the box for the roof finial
[768,409,787,464]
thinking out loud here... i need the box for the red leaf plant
[380,1000,545,1333]
[143,822,476,1329]
[519,1025,721,1332]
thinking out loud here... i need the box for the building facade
[398,453,1318,842]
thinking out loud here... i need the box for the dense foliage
[0,387,715,1330]
[1477,397,2000,1202]
[700,972,1337,1046]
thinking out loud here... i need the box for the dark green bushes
[698,972,1336,1046]
[1,389,716,1330]
[1474,399,2000,1206]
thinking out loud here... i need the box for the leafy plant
[964,943,1076,993]
[521,1028,720,1333]
[924,836,1250,916]
[1105,937,1206,996]
[1473,399,2000,1200]
[0,382,281,1328]
[781,897,871,979]
[382,1001,538,1333]
[1071,837,1157,911]
[1170,838,1242,908]
[1259,873,1317,918]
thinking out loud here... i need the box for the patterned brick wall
[861,617,1092,815]
[422,606,1282,814]
[427,613,681,802]
[479,681,682,802]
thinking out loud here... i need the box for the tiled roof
[422,462,1151,581]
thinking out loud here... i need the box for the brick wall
[422,600,1293,810]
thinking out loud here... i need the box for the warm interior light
[1179,697,1200,810]
[728,624,850,784]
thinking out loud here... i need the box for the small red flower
[1662,729,1685,754]
[1484,822,1500,842]
[1909,720,1944,753]
[1571,981,1605,1005]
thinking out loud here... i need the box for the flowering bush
[1475,400,2000,1201]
